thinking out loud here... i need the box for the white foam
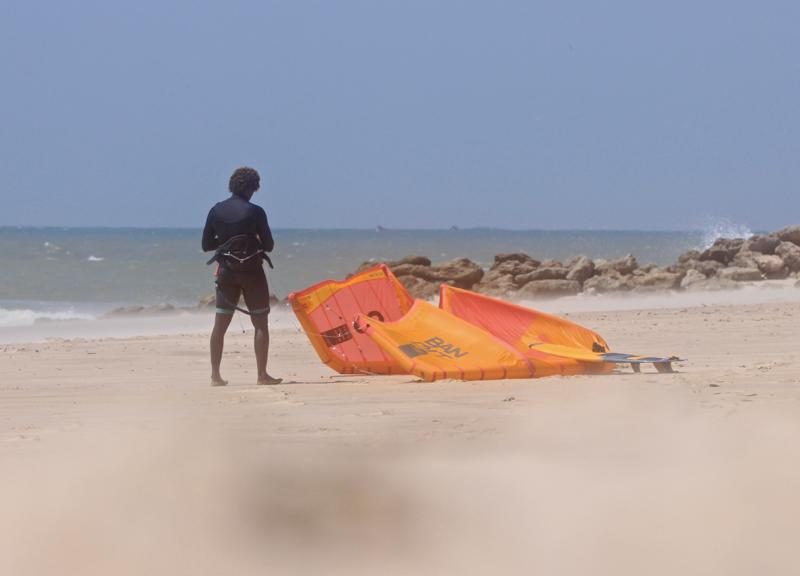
[0,307,299,344]
[699,218,753,249]
[0,307,96,328]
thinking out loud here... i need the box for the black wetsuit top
[202,195,274,253]
[202,195,275,317]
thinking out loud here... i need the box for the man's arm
[257,207,275,252]
[201,208,218,252]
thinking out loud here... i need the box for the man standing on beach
[202,167,282,386]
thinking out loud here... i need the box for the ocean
[0,225,749,328]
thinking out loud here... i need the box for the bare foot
[257,375,283,386]
[211,376,228,387]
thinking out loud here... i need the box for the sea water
[0,225,747,328]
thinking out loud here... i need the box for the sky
[0,0,798,230]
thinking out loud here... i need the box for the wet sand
[2,295,800,575]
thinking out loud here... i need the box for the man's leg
[242,268,281,385]
[252,313,282,385]
[210,311,234,385]
[211,273,240,386]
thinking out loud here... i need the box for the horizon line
[0,224,760,234]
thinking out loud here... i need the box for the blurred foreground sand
[2,299,800,575]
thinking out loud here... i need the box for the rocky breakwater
[108,293,284,317]
[358,225,800,299]
[354,256,484,299]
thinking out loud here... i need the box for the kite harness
[206,234,273,315]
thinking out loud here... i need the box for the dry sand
[2,291,800,575]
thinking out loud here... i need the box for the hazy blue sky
[1,0,798,230]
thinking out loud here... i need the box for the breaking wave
[699,218,753,250]
[0,307,96,328]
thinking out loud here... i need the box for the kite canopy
[438,285,613,377]
[288,264,413,374]
[291,266,680,380]
[356,300,535,381]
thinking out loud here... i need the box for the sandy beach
[2,290,800,575]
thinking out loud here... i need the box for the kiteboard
[527,342,682,373]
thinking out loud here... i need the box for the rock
[566,256,595,284]
[427,258,484,288]
[688,259,725,277]
[480,268,515,285]
[583,273,635,293]
[732,250,760,270]
[474,274,518,297]
[718,267,763,282]
[197,293,281,309]
[594,254,638,276]
[563,255,583,268]
[666,259,708,276]
[682,277,742,292]
[393,258,484,289]
[680,269,707,290]
[752,254,787,279]
[515,266,569,284]
[699,238,744,265]
[389,263,430,278]
[632,270,682,291]
[355,255,432,274]
[489,259,538,278]
[108,305,145,316]
[731,248,788,280]
[388,255,432,267]
[776,225,800,247]
[539,259,563,268]
[398,276,439,300]
[518,279,582,298]
[742,234,781,255]
[665,263,684,274]
[493,253,540,267]
[776,241,800,272]
[634,264,658,275]
[108,303,176,316]
[677,250,701,264]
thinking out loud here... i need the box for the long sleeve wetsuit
[202,195,274,316]
[202,195,274,253]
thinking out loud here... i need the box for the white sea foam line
[0,308,300,344]
[0,308,96,328]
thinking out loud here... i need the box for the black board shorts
[215,266,270,316]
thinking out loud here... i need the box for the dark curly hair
[228,167,261,198]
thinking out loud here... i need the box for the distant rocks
[520,279,582,298]
[565,256,595,284]
[107,292,286,317]
[355,256,485,299]
[776,242,800,273]
[194,293,283,310]
[364,224,800,300]
[776,225,800,246]
[742,234,781,255]
[718,267,763,282]
[106,303,178,316]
